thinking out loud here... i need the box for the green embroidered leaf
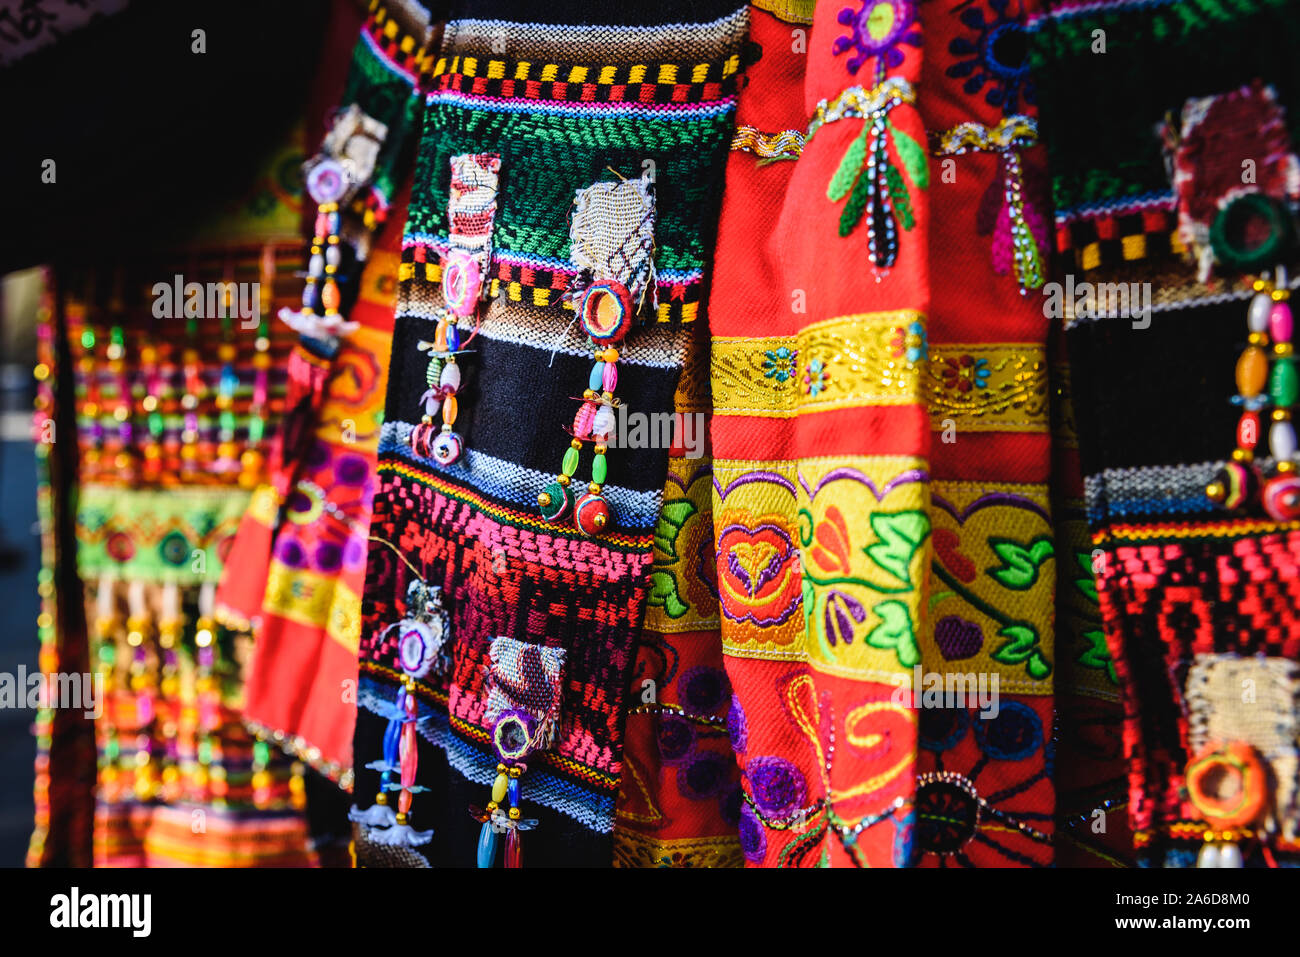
[1026,650,1052,680]
[653,500,697,562]
[1074,552,1099,604]
[801,574,815,635]
[646,570,689,619]
[885,164,915,231]
[827,128,868,202]
[864,510,931,591]
[888,121,929,189]
[986,536,1055,590]
[1078,629,1117,684]
[839,161,873,237]
[865,599,920,668]
[992,623,1051,679]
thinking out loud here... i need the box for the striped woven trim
[425,87,737,119]
[380,421,665,528]
[359,14,431,88]
[432,69,738,106]
[1084,461,1221,523]
[731,125,805,159]
[440,9,750,63]
[394,293,690,370]
[377,443,661,548]
[1092,516,1300,545]
[398,239,703,323]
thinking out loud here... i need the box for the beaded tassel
[539,342,620,536]
[409,154,501,465]
[469,762,536,868]
[538,171,659,535]
[409,321,464,464]
[349,579,447,843]
[1207,267,1299,517]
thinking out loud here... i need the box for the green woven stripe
[404,102,733,272]
[340,35,424,204]
[1029,0,1300,212]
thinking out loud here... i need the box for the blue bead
[589,362,605,393]
[446,324,460,352]
[476,821,498,868]
[382,717,401,766]
[507,777,520,806]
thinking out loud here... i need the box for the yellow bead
[491,772,509,804]
[1237,345,1269,398]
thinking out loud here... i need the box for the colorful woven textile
[351,0,749,866]
[1030,0,1300,867]
[216,1,431,783]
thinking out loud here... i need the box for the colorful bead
[476,821,498,868]
[1186,741,1268,829]
[440,362,461,391]
[442,251,482,317]
[1262,473,1300,521]
[538,481,573,522]
[491,772,509,805]
[589,362,605,393]
[573,401,598,440]
[504,828,522,869]
[1270,301,1294,343]
[592,452,608,485]
[578,280,634,343]
[602,362,618,392]
[1237,345,1269,398]
[1270,416,1298,460]
[1248,291,1274,333]
[1207,461,1258,511]
[574,491,611,536]
[561,446,580,476]
[431,430,462,465]
[1237,411,1261,449]
[1270,357,1299,407]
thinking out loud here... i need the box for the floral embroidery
[891,321,928,364]
[762,346,797,381]
[946,0,1034,115]
[940,354,990,393]
[833,0,922,82]
[802,358,831,396]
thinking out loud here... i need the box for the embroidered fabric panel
[705,2,930,867]
[352,4,750,865]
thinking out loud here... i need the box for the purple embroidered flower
[824,589,867,646]
[680,666,730,715]
[747,755,807,817]
[335,452,370,487]
[285,489,314,515]
[727,694,748,755]
[315,541,343,573]
[833,0,922,77]
[739,801,767,863]
[946,0,1035,115]
[677,750,728,800]
[934,615,983,660]
[276,536,307,569]
[657,713,695,765]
